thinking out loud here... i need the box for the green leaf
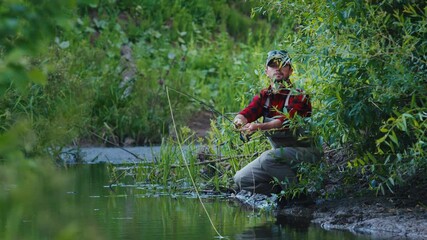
[379,127,388,133]
[413,119,419,127]
[376,135,387,145]
[367,152,377,163]
[388,177,395,186]
[386,117,396,124]
[389,130,398,145]
[27,69,46,85]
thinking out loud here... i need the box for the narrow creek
[63,148,375,240]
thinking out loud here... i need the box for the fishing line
[166,85,235,123]
[166,86,224,239]
[166,85,252,143]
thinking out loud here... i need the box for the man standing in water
[233,50,321,200]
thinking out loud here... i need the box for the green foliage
[256,0,427,195]
[277,161,326,199]
[0,1,104,239]
[0,0,76,93]
[128,119,271,192]
[35,0,282,145]
[202,118,271,189]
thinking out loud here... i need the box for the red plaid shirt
[239,86,311,124]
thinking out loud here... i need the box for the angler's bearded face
[265,61,293,82]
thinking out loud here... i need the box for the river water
[65,163,375,240]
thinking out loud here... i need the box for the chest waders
[263,90,311,148]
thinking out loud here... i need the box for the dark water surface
[66,164,374,240]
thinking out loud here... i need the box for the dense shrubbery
[255,0,426,196]
[0,1,105,239]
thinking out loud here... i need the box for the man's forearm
[251,119,282,131]
[259,119,282,130]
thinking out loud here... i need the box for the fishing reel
[239,132,252,143]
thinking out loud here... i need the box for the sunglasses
[267,59,282,67]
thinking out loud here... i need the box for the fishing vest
[262,90,312,148]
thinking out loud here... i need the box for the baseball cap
[266,50,292,67]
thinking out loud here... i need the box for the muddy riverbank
[233,190,427,240]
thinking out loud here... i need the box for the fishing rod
[89,130,144,161]
[70,125,145,162]
[165,85,235,124]
[165,85,251,143]
[166,86,298,143]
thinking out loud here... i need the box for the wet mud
[233,191,427,240]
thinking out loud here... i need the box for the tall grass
[121,120,271,193]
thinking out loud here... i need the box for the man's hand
[233,115,247,129]
[238,122,259,143]
[233,118,244,128]
[240,122,260,134]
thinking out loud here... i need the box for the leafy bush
[0,1,104,239]
[255,0,427,196]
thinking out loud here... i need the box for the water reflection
[65,164,373,240]
[235,222,284,240]
[235,215,373,240]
